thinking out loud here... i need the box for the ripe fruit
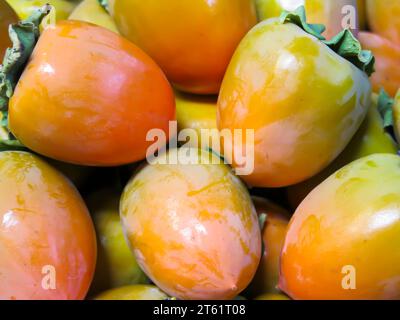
[280,154,400,299]
[120,148,262,300]
[359,32,400,96]
[0,151,96,300]
[8,20,175,166]
[218,7,372,187]
[366,0,400,46]
[112,0,257,94]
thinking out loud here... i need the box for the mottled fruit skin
[367,0,400,46]
[255,0,359,39]
[359,32,400,96]
[112,0,257,94]
[95,285,168,300]
[120,148,262,300]
[287,94,398,209]
[246,197,289,297]
[69,0,119,33]
[9,20,175,166]
[280,154,400,300]
[6,0,80,20]
[218,19,371,187]
[0,151,96,300]
[87,190,148,295]
[0,0,18,59]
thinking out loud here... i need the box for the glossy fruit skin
[120,148,262,300]
[0,0,18,59]
[6,0,80,21]
[280,154,400,300]
[359,32,400,96]
[69,0,119,33]
[246,197,289,297]
[367,0,400,46]
[255,0,359,39]
[112,0,257,94]
[217,19,371,188]
[175,90,218,149]
[287,94,398,209]
[9,20,175,166]
[95,285,168,300]
[0,151,96,300]
[87,189,148,295]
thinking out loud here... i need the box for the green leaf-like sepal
[324,29,375,77]
[280,6,375,77]
[377,89,395,129]
[98,0,110,12]
[0,5,51,148]
[280,6,326,40]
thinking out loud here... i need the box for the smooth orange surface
[0,0,18,59]
[0,151,96,300]
[120,148,262,300]
[280,154,400,300]
[367,0,400,46]
[247,197,289,297]
[218,19,371,187]
[112,0,257,94]
[359,32,400,96]
[9,20,175,166]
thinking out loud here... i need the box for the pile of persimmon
[0,0,399,301]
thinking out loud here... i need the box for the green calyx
[280,6,375,77]
[0,5,51,149]
[280,6,326,40]
[98,0,110,12]
[377,89,395,129]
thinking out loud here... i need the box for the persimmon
[120,148,262,300]
[359,32,400,96]
[366,0,400,46]
[218,6,373,187]
[280,154,400,299]
[2,10,175,166]
[112,0,257,94]
[0,151,96,300]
